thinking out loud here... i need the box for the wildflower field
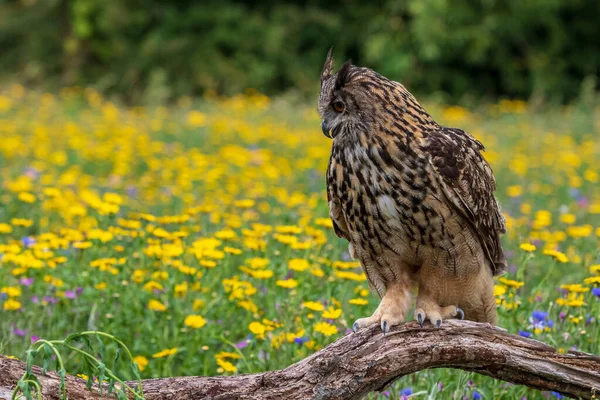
[0,85,599,399]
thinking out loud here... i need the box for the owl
[318,49,506,333]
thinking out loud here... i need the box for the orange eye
[332,101,345,113]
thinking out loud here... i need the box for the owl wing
[426,127,507,276]
[326,170,351,241]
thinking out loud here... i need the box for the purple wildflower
[235,340,249,349]
[20,277,34,286]
[64,291,77,299]
[43,296,59,304]
[11,324,28,337]
[31,335,39,344]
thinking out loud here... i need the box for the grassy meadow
[0,85,599,399]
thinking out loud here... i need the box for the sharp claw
[435,319,442,328]
[381,320,388,335]
[352,322,359,333]
[456,307,465,320]
[417,313,423,328]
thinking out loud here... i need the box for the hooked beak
[321,121,335,139]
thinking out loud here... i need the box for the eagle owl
[318,49,506,333]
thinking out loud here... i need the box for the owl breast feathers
[318,50,506,328]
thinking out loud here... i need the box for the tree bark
[1,320,599,399]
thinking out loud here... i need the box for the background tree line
[1,0,598,103]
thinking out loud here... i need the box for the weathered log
[1,320,599,399]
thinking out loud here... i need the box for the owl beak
[321,121,334,139]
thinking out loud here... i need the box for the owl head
[317,48,381,140]
[318,49,428,140]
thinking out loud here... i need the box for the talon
[352,322,359,333]
[456,307,465,320]
[381,320,388,335]
[435,319,442,328]
[417,313,423,328]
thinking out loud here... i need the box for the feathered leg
[352,279,412,334]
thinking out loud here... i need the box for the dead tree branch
[1,320,599,399]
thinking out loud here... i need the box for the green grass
[0,87,598,399]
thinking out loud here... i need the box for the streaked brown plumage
[318,49,506,332]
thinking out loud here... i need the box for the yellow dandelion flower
[314,321,338,336]
[302,301,324,311]
[18,192,36,203]
[103,192,123,205]
[234,199,255,208]
[275,225,302,234]
[288,258,309,272]
[519,243,536,252]
[133,356,148,371]
[0,223,13,234]
[216,359,237,373]
[506,185,522,197]
[322,307,342,320]
[589,265,600,275]
[3,298,22,310]
[193,299,206,310]
[249,269,273,279]
[310,267,325,277]
[1,286,22,297]
[276,279,298,289]
[184,315,207,329]
[349,298,368,306]
[187,110,206,127]
[247,257,269,269]
[314,218,333,228]
[10,218,33,227]
[560,213,576,224]
[148,299,167,312]
[493,285,507,296]
[152,348,178,358]
[543,249,569,263]
[334,271,366,281]
[248,321,266,337]
[567,225,593,238]
[583,276,600,285]
[560,284,589,293]
[498,277,524,288]
[224,246,242,254]
[215,229,237,240]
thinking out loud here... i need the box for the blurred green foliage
[0,0,598,102]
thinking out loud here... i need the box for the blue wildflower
[473,391,482,399]
[400,387,412,397]
[518,330,532,338]
[294,336,309,345]
[592,288,600,297]
[551,391,563,399]
[531,310,548,321]
[21,236,35,247]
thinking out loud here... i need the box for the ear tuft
[321,46,335,85]
[335,59,353,89]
